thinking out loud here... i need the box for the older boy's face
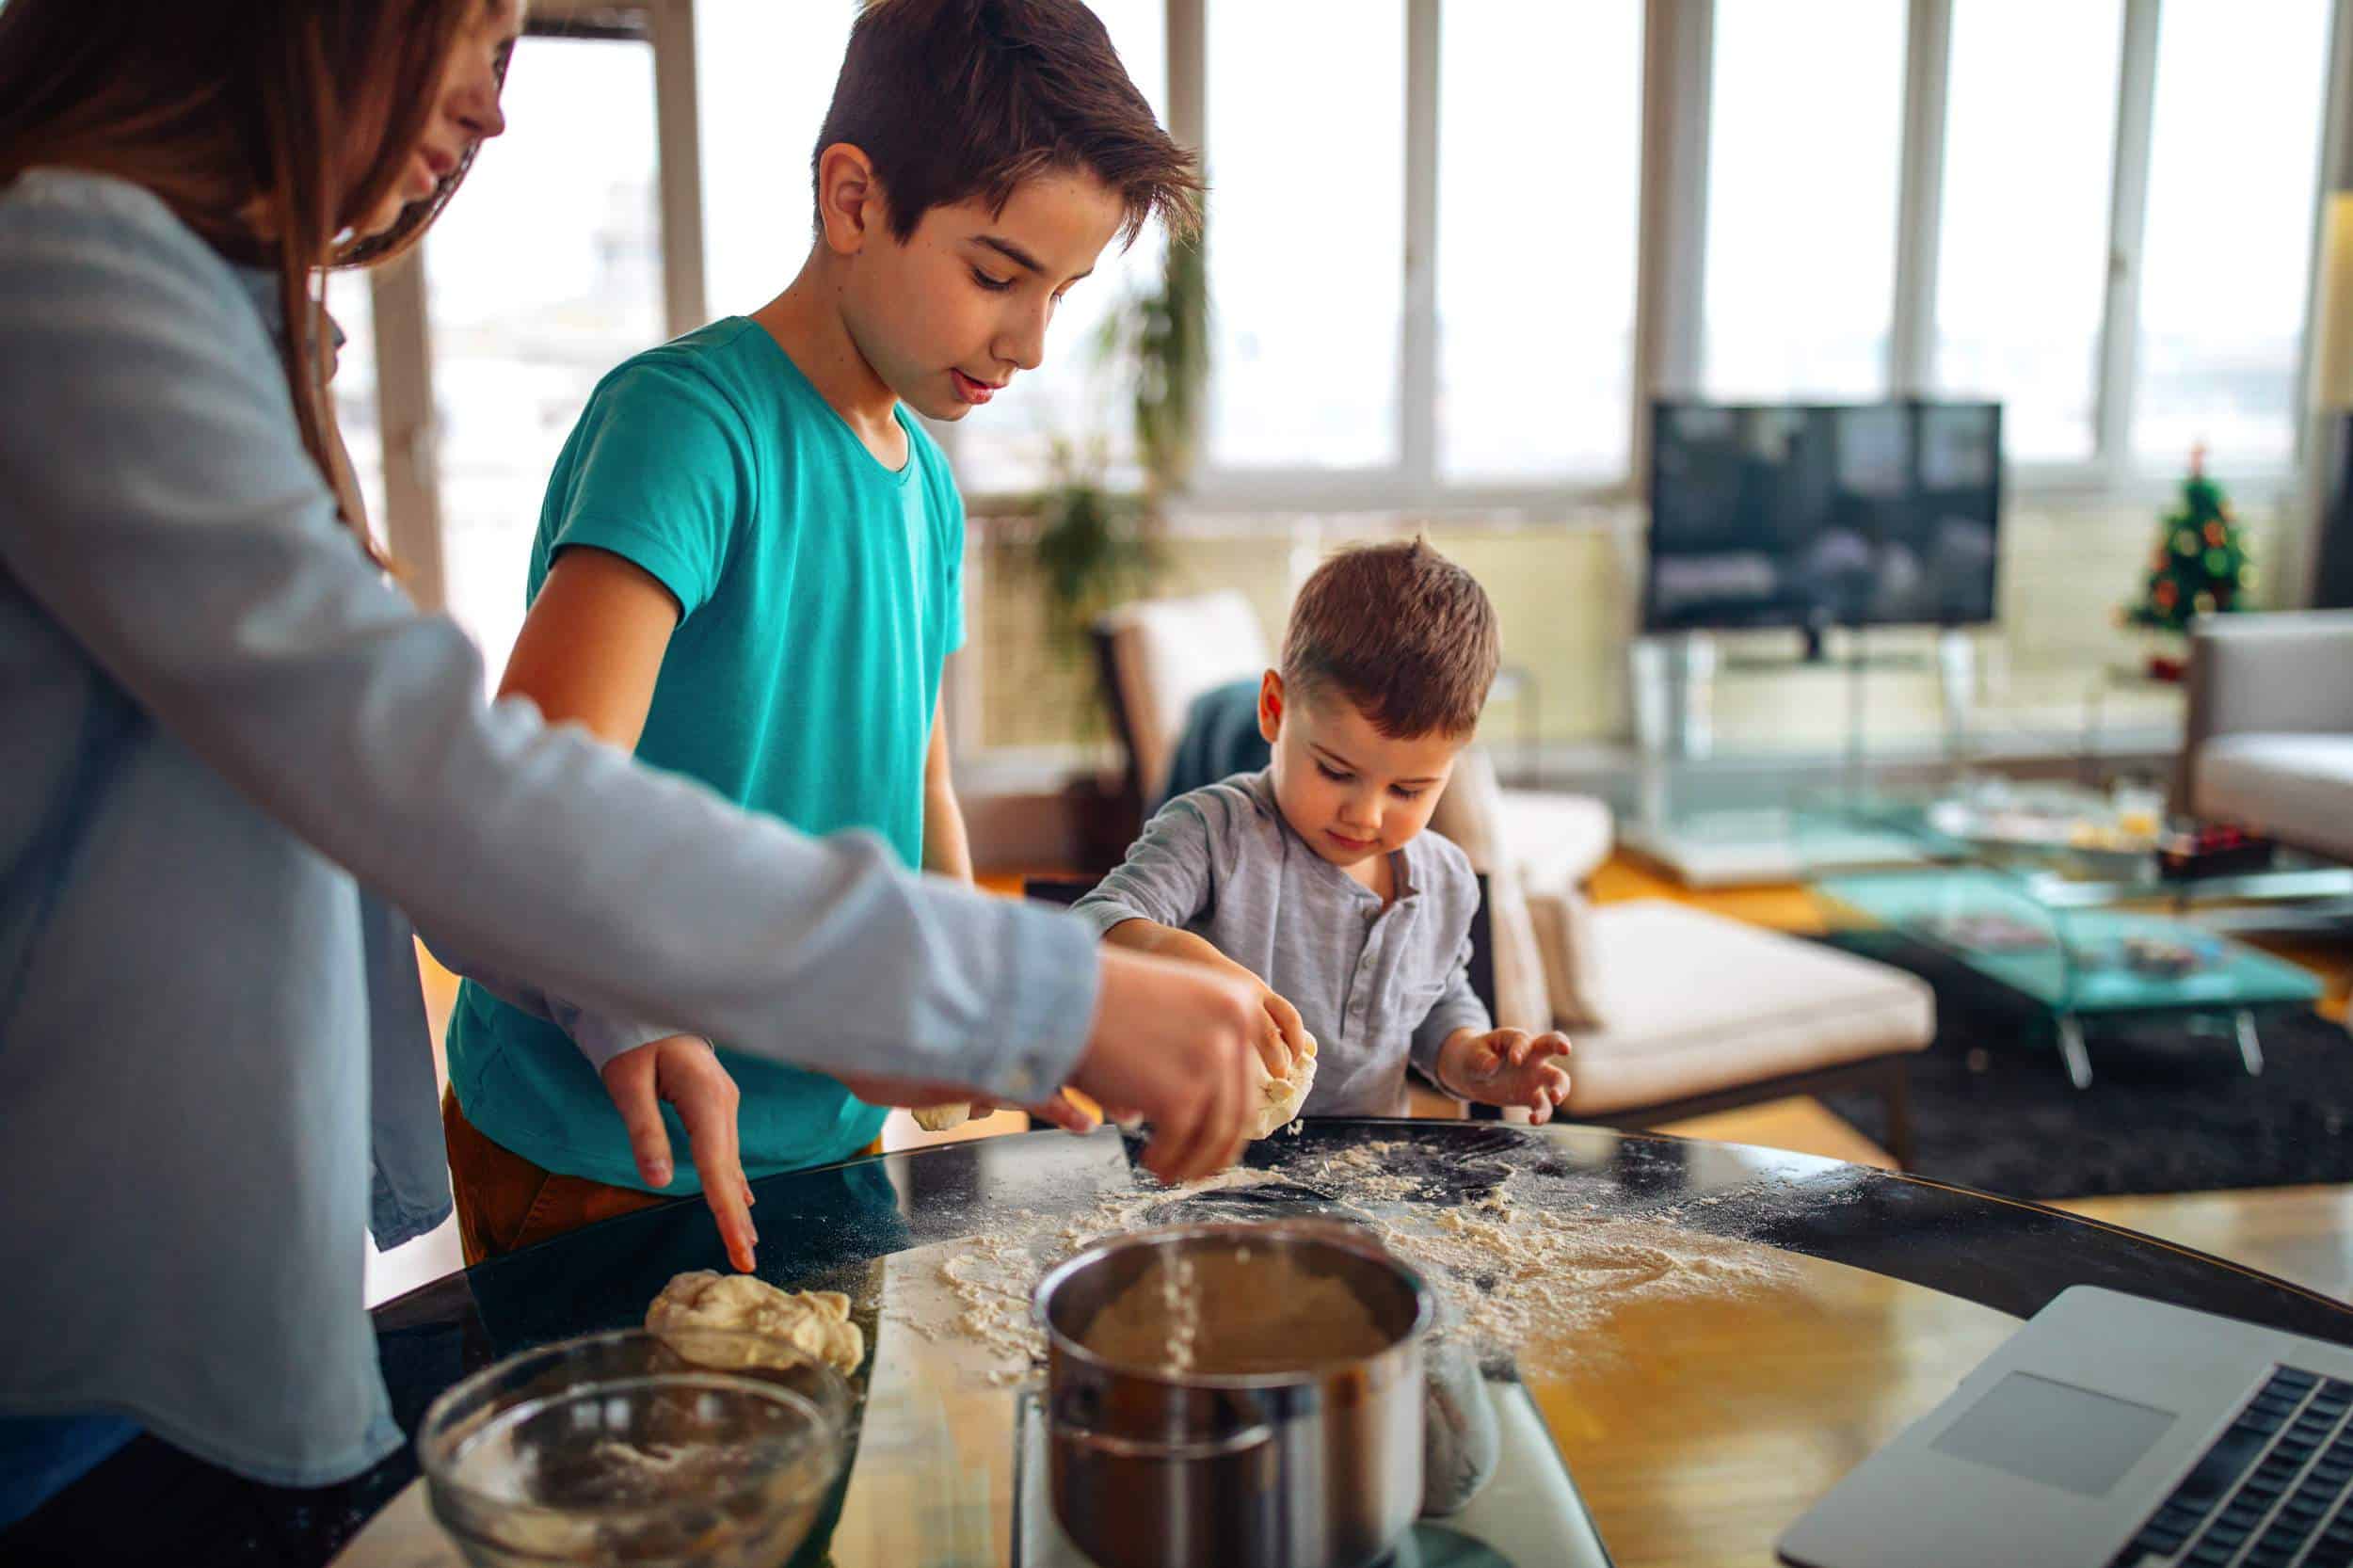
[841,168,1127,422]
[1258,673,1465,872]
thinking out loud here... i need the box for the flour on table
[888,1137,1795,1385]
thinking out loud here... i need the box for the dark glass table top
[344,1121,2353,1567]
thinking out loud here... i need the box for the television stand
[1630,628,1978,765]
[1625,628,1981,886]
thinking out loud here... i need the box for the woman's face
[351,0,520,241]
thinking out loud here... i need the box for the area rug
[1816,933,2353,1201]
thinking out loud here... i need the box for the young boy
[1073,540,1574,1123]
[441,0,1204,1269]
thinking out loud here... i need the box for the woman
[0,0,1257,1555]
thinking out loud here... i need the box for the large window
[425,32,666,669]
[1933,0,2121,463]
[332,0,2346,717]
[695,1,851,320]
[2132,0,2330,469]
[952,0,1170,495]
[1699,0,1908,403]
[1206,0,1407,471]
[1436,0,1643,483]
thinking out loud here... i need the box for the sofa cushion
[1499,789,1614,891]
[1526,887,1608,1032]
[1481,859,1552,1037]
[1561,901,1932,1116]
[2194,733,2353,863]
[1100,592,1272,806]
[1429,746,1506,867]
[1427,748,1549,1035]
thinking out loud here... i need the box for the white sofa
[2185,610,2353,863]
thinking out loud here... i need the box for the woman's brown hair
[0,0,490,559]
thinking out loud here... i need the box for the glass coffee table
[1798,780,2342,1088]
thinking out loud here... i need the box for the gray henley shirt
[1072,770,1491,1116]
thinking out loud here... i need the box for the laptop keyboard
[2112,1368,2353,1568]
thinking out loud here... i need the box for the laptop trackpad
[1930,1372,2180,1497]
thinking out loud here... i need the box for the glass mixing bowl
[418,1327,853,1568]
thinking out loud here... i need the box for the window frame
[360,0,706,613]
[1176,0,1668,515]
[349,0,2346,544]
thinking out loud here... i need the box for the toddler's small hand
[1442,1028,1573,1125]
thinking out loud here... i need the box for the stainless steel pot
[1032,1220,1433,1568]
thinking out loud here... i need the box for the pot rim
[1032,1219,1434,1390]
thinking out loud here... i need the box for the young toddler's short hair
[1282,539,1501,740]
[815,0,1202,247]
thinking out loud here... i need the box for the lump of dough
[646,1270,864,1374]
[910,1103,971,1132]
[1246,1034,1318,1141]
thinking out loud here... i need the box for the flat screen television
[1644,399,2003,652]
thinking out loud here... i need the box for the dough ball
[910,1103,971,1132]
[1246,1034,1318,1141]
[646,1270,864,1374]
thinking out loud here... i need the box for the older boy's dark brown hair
[815,0,1202,246]
[1282,539,1501,740]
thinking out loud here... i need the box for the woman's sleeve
[0,179,1094,1105]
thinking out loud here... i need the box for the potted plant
[1029,227,1210,662]
[1031,435,1154,665]
[1029,228,1210,857]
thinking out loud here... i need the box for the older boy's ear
[1257,670,1284,744]
[814,142,881,255]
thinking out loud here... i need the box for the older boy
[1074,540,1574,1122]
[443,0,1207,1267]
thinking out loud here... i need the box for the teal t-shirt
[445,317,965,1191]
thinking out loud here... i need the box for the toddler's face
[838,168,1126,423]
[1257,672,1465,872]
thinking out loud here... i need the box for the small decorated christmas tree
[2122,446,2254,665]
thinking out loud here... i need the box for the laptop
[1780,1286,2353,1568]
